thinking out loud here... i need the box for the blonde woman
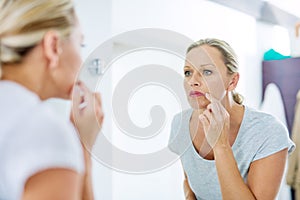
[0,0,103,199]
[168,38,295,200]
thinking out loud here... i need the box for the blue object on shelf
[263,49,291,61]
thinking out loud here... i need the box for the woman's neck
[1,64,47,100]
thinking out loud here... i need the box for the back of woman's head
[0,0,76,68]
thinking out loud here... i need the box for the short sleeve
[168,114,180,154]
[253,117,295,161]
[168,110,192,156]
[3,104,84,197]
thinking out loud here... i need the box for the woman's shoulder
[242,106,293,148]
[26,102,83,154]
[22,103,71,137]
[171,108,193,127]
[0,101,85,198]
[6,102,85,171]
[235,106,295,162]
[168,109,193,154]
[244,106,286,130]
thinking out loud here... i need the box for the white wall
[70,0,292,200]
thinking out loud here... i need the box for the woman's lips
[189,91,205,97]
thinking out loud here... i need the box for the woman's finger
[199,114,209,134]
[94,92,102,107]
[203,109,212,123]
[211,102,224,122]
[77,82,92,110]
[93,92,104,127]
[71,84,83,123]
[72,85,81,109]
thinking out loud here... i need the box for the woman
[168,38,295,200]
[0,0,103,199]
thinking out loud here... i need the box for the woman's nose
[188,74,201,87]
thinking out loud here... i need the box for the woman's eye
[80,43,86,48]
[203,70,212,76]
[184,70,192,77]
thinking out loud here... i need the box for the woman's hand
[70,81,104,150]
[199,93,230,149]
[70,82,103,200]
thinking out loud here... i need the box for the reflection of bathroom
[47,0,300,199]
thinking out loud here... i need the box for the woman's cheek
[205,79,226,101]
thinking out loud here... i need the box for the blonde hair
[0,0,76,77]
[187,38,244,104]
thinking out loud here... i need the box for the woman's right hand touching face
[70,81,104,150]
[199,93,230,149]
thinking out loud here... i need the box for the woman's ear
[42,31,62,68]
[227,73,239,91]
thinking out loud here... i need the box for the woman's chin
[188,100,208,110]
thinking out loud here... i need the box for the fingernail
[78,101,88,110]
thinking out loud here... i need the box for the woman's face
[183,45,232,109]
[54,21,84,99]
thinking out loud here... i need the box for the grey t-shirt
[168,106,295,200]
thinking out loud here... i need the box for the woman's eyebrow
[184,64,215,69]
[200,64,216,68]
[184,63,216,71]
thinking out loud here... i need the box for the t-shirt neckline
[187,105,248,162]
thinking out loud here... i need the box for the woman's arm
[246,149,287,199]
[214,143,287,200]
[183,173,197,200]
[81,148,94,200]
[71,82,104,200]
[22,169,82,200]
[213,144,256,199]
[201,94,288,199]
